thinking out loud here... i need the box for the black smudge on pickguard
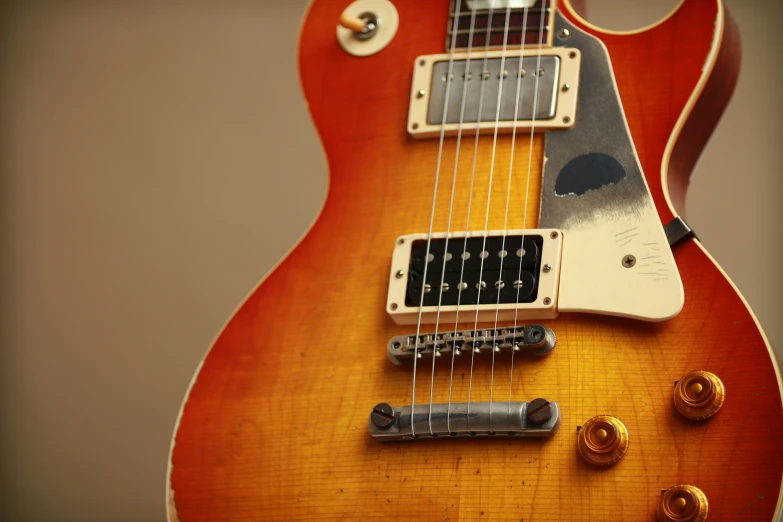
[555,153,627,197]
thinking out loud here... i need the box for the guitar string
[409,0,464,439]
[508,0,549,414]
[466,3,515,431]
[428,4,481,436]
[487,1,534,429]
[446,5,496,435]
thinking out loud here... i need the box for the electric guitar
[167,1,783,520]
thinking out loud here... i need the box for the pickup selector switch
[674,371,725,421]
[336,0,398,57]
[577,415,629,467]
[658,484,709,522]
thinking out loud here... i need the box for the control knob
[674,371,725,420]
[658,484,709,522]
[577,415,629,467]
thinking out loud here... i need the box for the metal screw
[397,238,405,245]
[412,123,419,130]
[417,89,425,98]
[371,403,396,429]
[395,269,404,279]
[559,29,570,39]
[527,398,553,425]
[390,303,398,311]
[563,116,571,124]
[562,83,570,92]
[543,297,552,305]
[543,264,551,272]
[550,231,559,239]
[622,254,637,268]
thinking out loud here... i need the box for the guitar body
[168,1,783,520]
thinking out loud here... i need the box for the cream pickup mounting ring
[387,230,563,325]
[408,48,580,138]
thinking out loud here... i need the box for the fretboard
[446,0,556,51]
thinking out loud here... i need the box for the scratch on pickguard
[615,227,639,247]
[637,241,670,280]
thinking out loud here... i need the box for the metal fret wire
[409,0,465,439]
[508,0,549,412]
[449,26,549,36]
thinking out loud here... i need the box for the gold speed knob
[658,484,709,522]
[674,371,725,420]
[577,415,629,467]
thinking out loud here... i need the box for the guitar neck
[446,0,558,51]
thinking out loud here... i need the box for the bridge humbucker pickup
[407,234,542,306]
[387,324,555,365]
[387,229,563,325]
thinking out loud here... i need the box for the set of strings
[410,0,549,437]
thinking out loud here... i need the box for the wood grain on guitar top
[169,0,783,520]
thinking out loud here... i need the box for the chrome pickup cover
[428,56,559,124]
[408,48,580,138]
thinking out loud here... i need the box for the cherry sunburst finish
[168,1,783,520]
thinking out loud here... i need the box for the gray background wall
[1,1,780,521]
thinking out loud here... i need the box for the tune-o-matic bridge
[387,324,555,365]
[368,400,562,441]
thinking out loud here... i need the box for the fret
[447,13,548,32]
[449,7,551,16]
[446,0,557,51]
[448,26,551,37]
